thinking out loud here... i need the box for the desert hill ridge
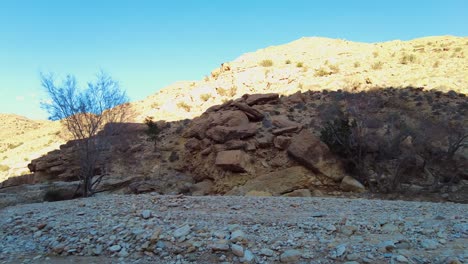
[0,35,467,205]
[129,35,467,123]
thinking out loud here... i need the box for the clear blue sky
[0,0,466,119]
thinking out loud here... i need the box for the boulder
[256,134,274,148]
[232,102,264,121]
[340,176,365,193]
[245,190,273,196]
[273,136,291,150]
[287,130,347,181]
[183,110,249,139]
[244,93,279,106]
[283,189,312,197]
[185,138,201,151]
[206,124,257,143]
[215,150,251,172]
[228,166,313,196]
[271,115,302,129]
[128,181,159,194]
[272,126,300,136]
[224,140,248,150]
[191,180,214,196]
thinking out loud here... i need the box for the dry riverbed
[0,194,467,263]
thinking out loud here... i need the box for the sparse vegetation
[144,116,161,143]
[200,93,211,102]
[433,61,440,68]
[400,53,417,64]
[371,61,384,70]
[177,102,191,112]
[7,142,23,149]
[0,164,10,172]
[319,89,467,193]
[353,62,360,68]
[285,59,291,64]
[40,71,129,197]
[314,67,330,77]
[296,62,303,68]
[216,86,237,97]
[372,51,379,58]
[259,59,273,67]
[329,64,340,74]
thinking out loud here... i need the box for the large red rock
[183,110,249,139]
[206,123,257,143]
[271,115,302,129]
[287,130,347,181]
[215,150,250,172]
[244,93,279,106]
[232,102,264,121]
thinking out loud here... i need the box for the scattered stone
[231,244,244,257]
[209,240,230,251]
[396,255,409,263]
[272,126,299,136]
[108,245,121,253]
[173,224,191,238]
[421,239,439,250]
[243,249,255,263]
[280,249,302,263]
[259,248,275,256]
[273,135,291,150]
[230,230,246,242]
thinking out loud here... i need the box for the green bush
[144,117,161,142]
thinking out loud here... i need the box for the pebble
[421,239,439,250]
[231,244,244,257]
[108,245,121,252]
[280,249,302,263]
[209,239,230,251]
[230,230,246,242]
[259,248,274,256]
[396,255,409,262]
[243,249,255,263]
[173,224,191,238]
[0,194,466,264]
[141,210,152,219]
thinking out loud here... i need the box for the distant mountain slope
[130,35,467,122]
[0,114,64,181]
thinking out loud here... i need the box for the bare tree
[40,71,129,197]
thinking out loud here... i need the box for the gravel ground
[0,194,467,264]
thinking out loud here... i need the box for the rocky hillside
[0,114,64,183]
[1,36,467,206]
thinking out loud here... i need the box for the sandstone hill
[1,36,467,207]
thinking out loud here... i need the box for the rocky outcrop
[215,150,251,172]
[227,167,313,196]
